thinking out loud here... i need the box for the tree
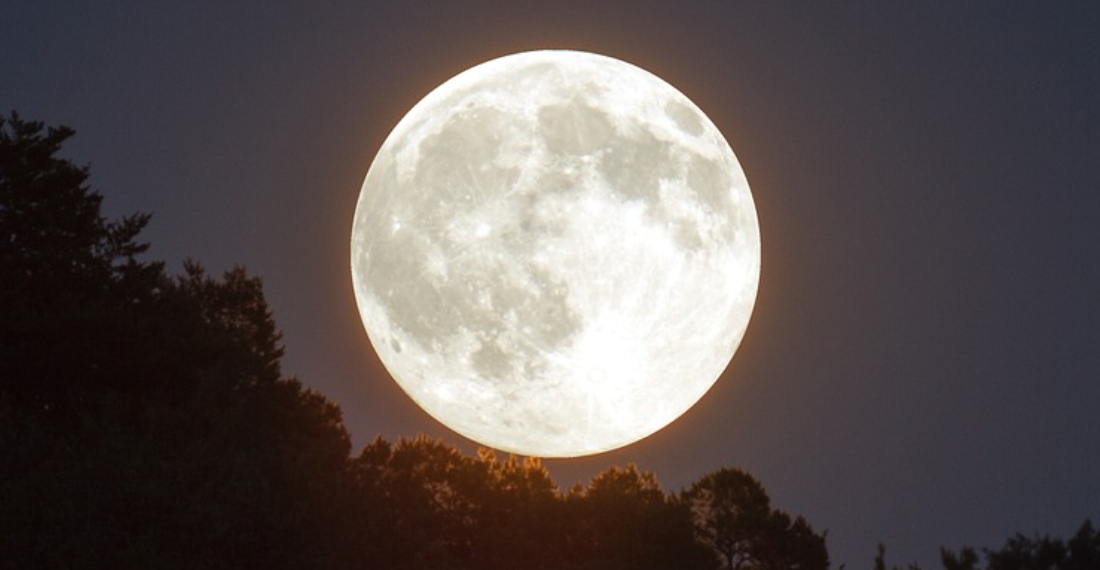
[940,519,1099,570]
[684,467,829,570]
[1065,520,1100,570]
[348,436,570,570]
[685,467,774,570]
[349,435,488,569]
[0,111,163,410]
[755,511,830,570]
[0,112,354,569]
[470,450,566,570]
[563,464,711,570]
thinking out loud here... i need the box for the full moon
[351,50,760,457]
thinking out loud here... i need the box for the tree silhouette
[0,111,162,411]
[684,467,829,570]
[348,436,575,570]
[0,112,353,569]
[565,464,712,570]
[470,450,564,570]
[685,467,773,570]
[755,511,830,570]
[348,441,722,570]
[940,519,1099,570]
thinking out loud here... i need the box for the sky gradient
[4,2,1098,567]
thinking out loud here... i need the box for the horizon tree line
[1,112,1093,569]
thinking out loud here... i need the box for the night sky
[5,2,1099,567]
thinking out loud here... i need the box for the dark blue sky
[5,2,1098,567]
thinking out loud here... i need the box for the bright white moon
[351,50,760,457]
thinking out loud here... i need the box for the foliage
[347,439,712,570]
[348,435,567,569]
[684,467,829,570]
[1,112,162,410]
[939,519,1099,570]
[567,464,713,570]
[0,111,353,569]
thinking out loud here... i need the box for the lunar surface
[351,50,760,457]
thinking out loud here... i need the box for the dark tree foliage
[685,468,772,570]
[684,467,829,570]
[0,112,353,569]
[347,438,714,570]
[348,435,573,570]
[564,464,713,570]
[469,448,565,570]
[0,112,162,410]
[755,511,831,570]
[940,519,1099,570]
[346,439,831,570]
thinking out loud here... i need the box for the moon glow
[351,50,760,457]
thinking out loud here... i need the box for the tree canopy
[0,112,352,568]
[939,520,1099,570]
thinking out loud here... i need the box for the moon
[351,50,760,457]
